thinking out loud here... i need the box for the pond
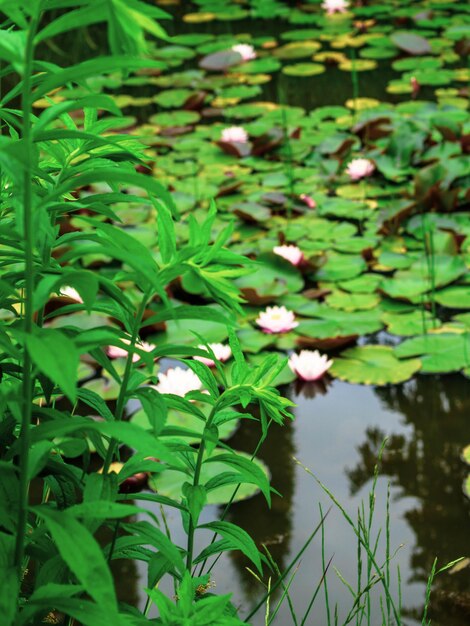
[11,0,469,624]
[80,1,470,621]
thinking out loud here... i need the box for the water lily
[221,126,248,144]
[58,286,83,302]
[273,245,304,266]
[194,343,232,367]
[299,193,316,209]
[256,306,299,334]
[346,158,375,181]
[232,43,257,61]
[107,338,155,362]
[154,366,202,396]
[410,76,420,99]
[322,0,349,14]
[288,350,333,381]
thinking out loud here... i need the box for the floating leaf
[395,333,470,373]
[282,63,325,77]
[330,345,421,385]
[390,31,431,55]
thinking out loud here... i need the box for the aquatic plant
[288,350,333,381]
[194,343,233,367]
[273,244,304,266]
[346,157,376,181]
[256,306,299,334]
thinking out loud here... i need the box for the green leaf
[33,507,119,616]
[196,520,262,573]
[25,329,78,402]
[182,483,207,526]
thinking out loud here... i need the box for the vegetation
[0,0,468,625]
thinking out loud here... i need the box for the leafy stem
[186,402,218,572]
[103,288,152,474]
[14,5,41,576]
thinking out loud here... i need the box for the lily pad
[330,345,421,385]
[394,332,470,373]
[148,448,270,505]
[381,310,441,336]
[282,63,325,77]
[390,31,431,55]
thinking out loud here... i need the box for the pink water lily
[221,126,248,144]
[194,343,232,367]
[299,193,316,209]
[288,350,333,381]
[256,306,299,334]
[273,245,304,266]
[346,158,375,181]
[322,0,349,14]
[107,338,155,362]
[232,43,256,61]
[154,366,202,397]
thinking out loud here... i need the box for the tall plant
[0,3,293,624]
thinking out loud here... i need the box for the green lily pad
[232,58,281,74]
[325,290,380,312]
[435,286,470,309]
[149,111,200,128]
[381,311,441,336]
[315,253,367,282]
[394,332,470,373]
[330,345,421,385]
[273,41,321,59]
[282,63,325,77]
[148,449,270,505]
[297,307,383,339]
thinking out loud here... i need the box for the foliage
[0,3,293,624]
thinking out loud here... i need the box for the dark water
[110,373,470,625]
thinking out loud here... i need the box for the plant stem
[103,290,151,474]
[186,403,218,571]
[14,7,40,577]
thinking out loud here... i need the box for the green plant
[0,3,294,624]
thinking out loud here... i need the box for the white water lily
[322,0,349,15]
[154,366,202,397]
[221,126,248,143]
[346,158,375,181]
[273,245,304,266]
[232,43,257,61]
[256,306,299,334]
[107,338,155,362]
[59,286,83,302]
[194,343,232,367]
[288,350,333,381]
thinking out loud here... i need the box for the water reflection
[224,402,296,600]
[347,375,470,624]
